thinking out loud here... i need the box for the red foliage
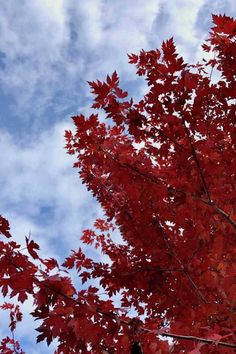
[0,14,236,353]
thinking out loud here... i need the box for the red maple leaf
[0,215,11,238]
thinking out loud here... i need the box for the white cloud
[69,0,162,81]
[0,0,163,116]
[0,0,236,118]
[0,121,101,257]
[0,1,71,112]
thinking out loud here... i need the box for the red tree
[0,14,236,353]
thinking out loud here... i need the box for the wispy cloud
[0,121,100,257]
[0,0,163,121]
[1,0,235,122]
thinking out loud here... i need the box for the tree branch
[149,122,186,151]
[182,121,212,202]
[161,231,207,304]
[181,118,236,230]
[201,198,236,230]
[159,331,236,349]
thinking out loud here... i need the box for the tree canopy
[0,14,236,353]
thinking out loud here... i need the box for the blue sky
[0,1,236,353]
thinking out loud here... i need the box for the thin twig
[149,122,185,151]
[181,115,236,230]
[200,198,236,230]
[161,231,207,304]
[159,331,236,349]
[183,121,211,202]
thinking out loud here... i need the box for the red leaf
[0,216,11,238]
[25,236,40,259]
[42,258,59,271]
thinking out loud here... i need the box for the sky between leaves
[0,1,236,353]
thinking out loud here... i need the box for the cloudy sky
[0,1,236,353]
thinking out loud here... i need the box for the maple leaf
[128,53,139,64]
[18,292,28,303]
[0,215,11,238]
[62,254,75,269]
[25,236,40,259]
[42,258,59,271]
[106,71,119,88]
